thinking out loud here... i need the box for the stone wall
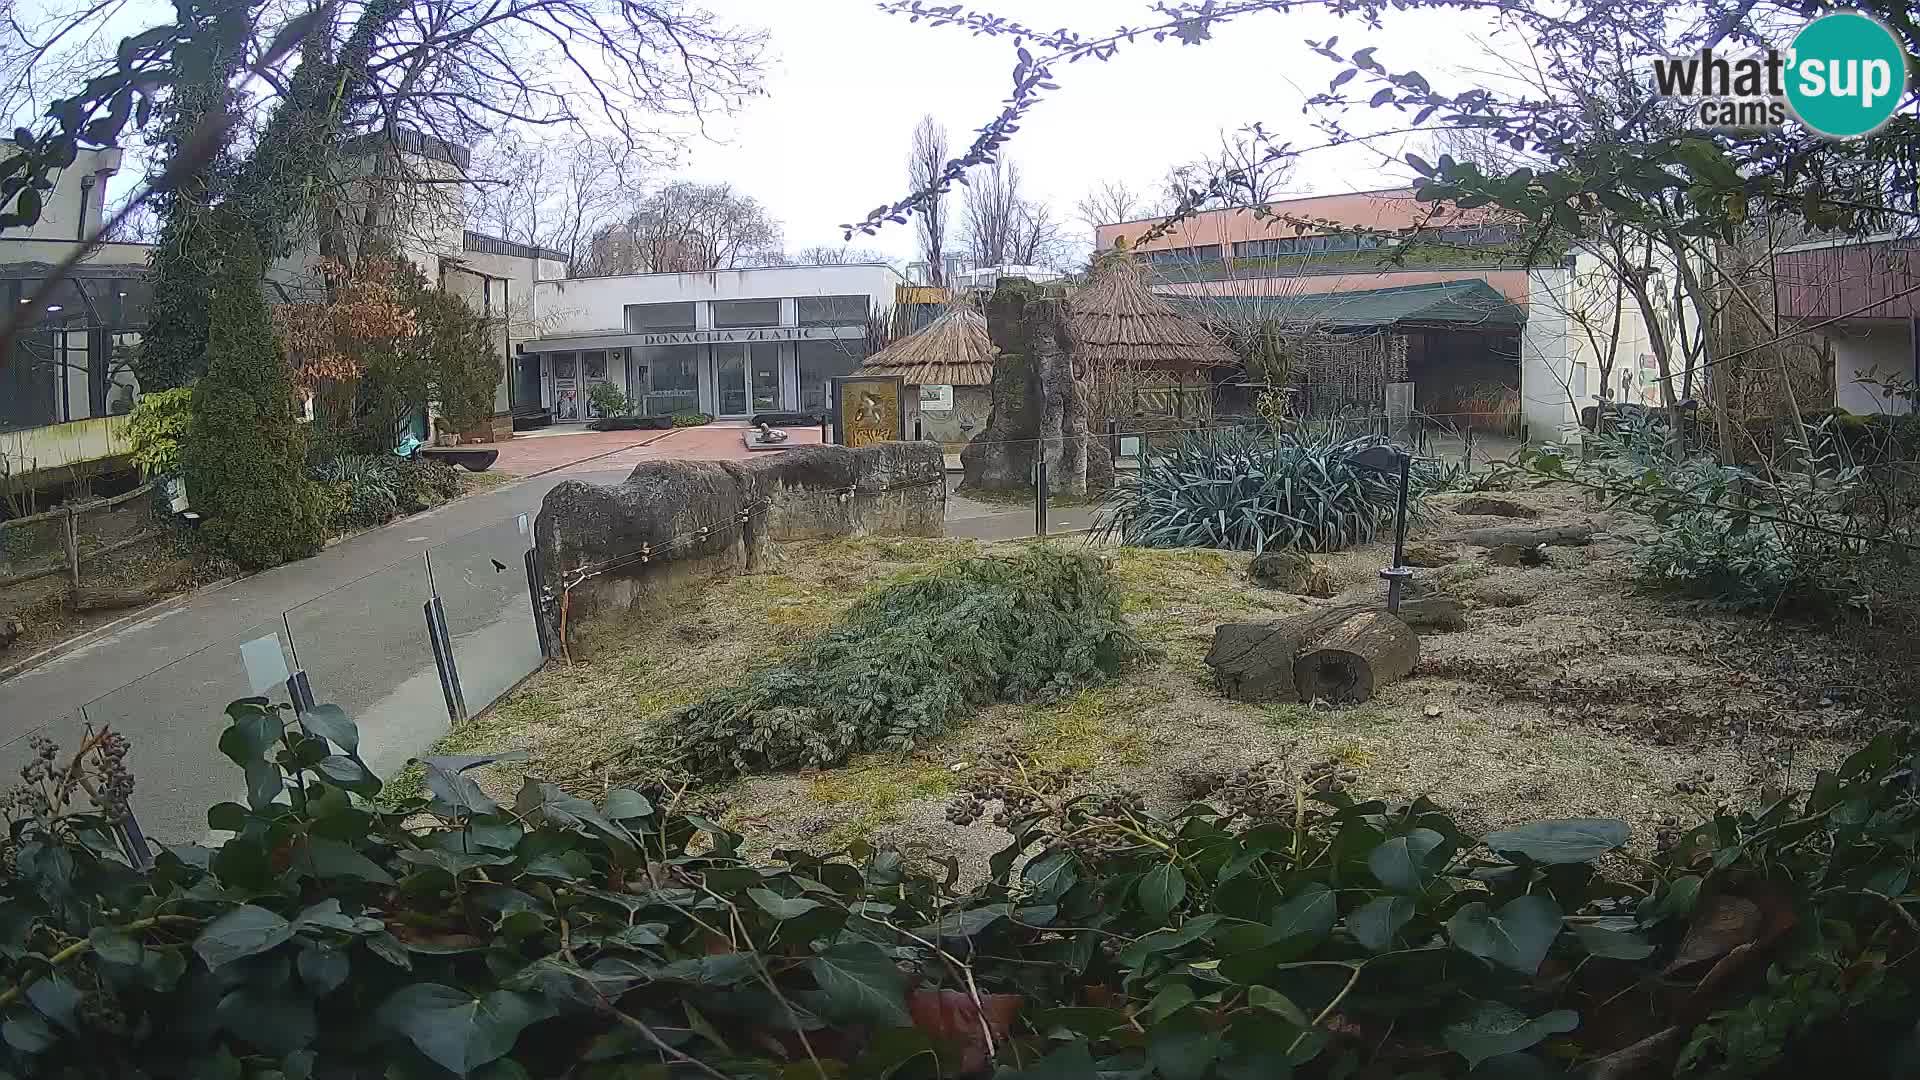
[534,441,944,648]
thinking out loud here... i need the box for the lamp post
[1346,444,1413,614]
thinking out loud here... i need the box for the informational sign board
[918,384,954,412]
[830,375,906,448]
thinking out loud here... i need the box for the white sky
[669,0,1510,261]
[24,0,1518,258]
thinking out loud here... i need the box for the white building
[522,263,904,422]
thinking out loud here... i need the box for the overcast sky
[668,0,1509,262]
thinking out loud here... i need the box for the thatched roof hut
[1069,253,1236,371]
[859,305,998,386]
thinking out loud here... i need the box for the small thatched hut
[1069,252,1236,420]
[858,304,998,448]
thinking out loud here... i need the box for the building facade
[523,264,903,422]
[1774,234,1918,416]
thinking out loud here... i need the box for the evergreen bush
[3,698,1916,1079]
[125,387,195,478]
[662,547,1147,779]
[181,220,326,571]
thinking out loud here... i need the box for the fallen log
[1207,607,1420,705]
[69,583,170,614]
[1453,524,1598,549]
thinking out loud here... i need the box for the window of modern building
[711,298,782,328]
[797,340,861,414]
[796,295,870,327]
[625,302,696,333]
[632,345,701,416]
[1142,244,1219,265]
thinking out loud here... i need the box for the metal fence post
[525,548,553,659]
[1035,447,1049,537]
[64,506,79,592]
[285,669,317,715]
[1106,418,1119,462]
[424,596,467,725]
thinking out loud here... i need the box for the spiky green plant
[1098,426,1431,553]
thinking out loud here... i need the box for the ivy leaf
[426,761,500,817]
[290,836,395,885]
[747,888,824,921]
[195,905,293,970]
[602,788,653,819]
[89,926,143,966]
[1573,923,1655,960]
[1483,819,1629,864]
[2,1012,54,1053]
[1446,895,1563,975]
[297,704,358,753]
[377,984,556,1077]
[1347,895,1414,952]
[298,944,351,996]
[1368,828,1444,893]
[1148,1011,1218,1080]
[1442,1002,1579,1066]
[215,988,316,1055]
[1269,884,1336,941]
[806,940,910,1027]
[1139,863,1187,919]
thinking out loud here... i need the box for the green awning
[1171,279,1525,330]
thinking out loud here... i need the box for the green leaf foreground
[2,692,1918,1077]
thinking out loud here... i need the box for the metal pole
[64,506,79,593]
[1035,448,1049,537]
[424,596,467,724]
[286,669,317,715]
[525,548,552,659]
[1383,455,1412,613]
[821,415,832,446]
[1106,418,1119,462]
[914,415,923,441]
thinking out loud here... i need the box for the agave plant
[1098,426,1431,553]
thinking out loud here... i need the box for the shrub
[3,700,1916,1079]
[125,387,195,478]
[412,284,502,437]
[1098,427,1429,553]
[662,547,1146,779]
[182,219,326,571]
[586,382,631,418]
[311,455,465,528]
[311,454,402,526]
[671,410,713,427]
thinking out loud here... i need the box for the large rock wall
[534,441,944,648]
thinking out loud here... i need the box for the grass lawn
[425,488,1876,879]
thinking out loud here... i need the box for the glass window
[711,299,781,328]
[625,302,696,333]
[796,295,870,326]
[749,343,782,413]
[633,345,699,417]
[797,340,860,415]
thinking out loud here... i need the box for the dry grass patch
[445,485,1878,876]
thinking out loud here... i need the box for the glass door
[551,352,579,421]
[581,350,611,419]
[749,343,782,414]
[714,343,748,417]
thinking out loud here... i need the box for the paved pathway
[0,433,1079,842]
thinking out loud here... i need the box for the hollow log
[1453,524,1598,549]
[1207,608,1420,705]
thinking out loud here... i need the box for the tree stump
[1207,608,1420,705]
[0,617,22,650]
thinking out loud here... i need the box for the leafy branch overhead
[3,690,1918,1076]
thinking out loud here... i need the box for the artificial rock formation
[960,280,1089,497]
[535,441,944,650]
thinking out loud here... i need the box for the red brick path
[490,423,825,477]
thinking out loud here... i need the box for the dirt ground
[438,484,1885,878]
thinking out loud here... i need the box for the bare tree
[1076,179,1146,232]
[908,115,949,284]
[466,132,646,267]
[790,243,891,265]
[579,181,783,275]
[961,159,1069,269]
